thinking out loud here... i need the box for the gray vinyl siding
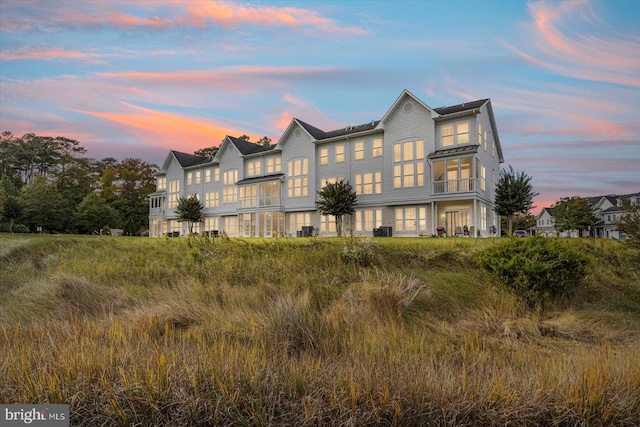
[217,142,244,216]
[382,95,434,205]
[282,124,316,211]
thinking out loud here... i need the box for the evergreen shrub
[476,236,590,307]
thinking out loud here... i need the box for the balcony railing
[433,178,475,194]
[239,196,282,209]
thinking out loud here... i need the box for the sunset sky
[1,0,638,213]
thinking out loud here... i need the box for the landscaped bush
[0,223,30,233]
[12,224,30,233]
[476,236,590,307]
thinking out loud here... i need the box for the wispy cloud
[0,47,108,63]
[72,102,236,152]
[0,0,368,37]
[509,0,640,87]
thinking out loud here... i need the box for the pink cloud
[0,0,368,38]
[511,1,640,87]
[72,102,238,153]
[0,47,104,63]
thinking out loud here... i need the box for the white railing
[433,178,475,194]
[239,196,282,209]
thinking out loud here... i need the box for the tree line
[0,131,158,234]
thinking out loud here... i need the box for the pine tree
[495,165,538,235]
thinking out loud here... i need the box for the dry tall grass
[1,234,639,425]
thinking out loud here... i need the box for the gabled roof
[320,120,380,140]
[296,119,327,140]
[427,144,479,159]
[537,207,554,219]
[433,99,488,116]
[165,150,209,170]
[227,136,274,156]
[378,89,437,125]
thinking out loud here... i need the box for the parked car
[513,230,527,237]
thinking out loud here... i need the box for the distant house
[535,208,556,237]
[149,89,505,238]
[589,193,640,239]
[535,192,640,238]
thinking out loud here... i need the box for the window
[395,207,427,232]
[372,138,382,157]
[481,206,487,230]
[168,179,180,208]
[403,163,414,187]
[214,167,220,181]
[157,176,166,190]
[266,157,281,173]
[224,216,237,236]
[416,139,424,159]
[354,141,364,160]
[289,212,310,235]
[205,192,219,208]
[320,148,328,165]
[287,158,309,198]
[321,177,344,188]
[483,131,488,152]
[478,124,482,146]
[204,217,219,232]
[320,215,336,233]
[335,145,344,163]
[240,185,257,208]
[355,209,382,231]
[187,172,193,186]
[223,170,238,203]
[393,140,424,189]
[480,165,486,191]
[354,173,377,195]
[247,160,261,177]
[442,126,453,146]
[205,169,211,183]
[195,171,201,184]
[394,165,401,188]
[403,141,414,161]
[457,123,469,144]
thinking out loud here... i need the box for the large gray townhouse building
[149,90,504,238]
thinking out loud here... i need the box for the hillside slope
[1,234,639,426]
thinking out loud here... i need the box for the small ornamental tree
[316,179,357,237]
[176,195,204,235]
[495,165,539,235]
[616,198,640,248]
[552,196,596,237]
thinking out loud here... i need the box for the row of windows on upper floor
[156,121,497,192]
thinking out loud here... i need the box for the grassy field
[1,234,639,426]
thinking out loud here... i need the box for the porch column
[473,199,477,238]
[431,202,435,235]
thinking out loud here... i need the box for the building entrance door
[445,210,470,237]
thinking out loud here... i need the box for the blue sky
[1,0,639,212]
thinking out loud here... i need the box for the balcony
[239,196,282,209]
[433,178,475,194]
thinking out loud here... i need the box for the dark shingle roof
[427,144,479,159]
[433,99,488,116]
[295,119,381,141]
[296,120,327,140]
[171,150,209,167]
[236,173,285,185]
[228,136,274,155]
